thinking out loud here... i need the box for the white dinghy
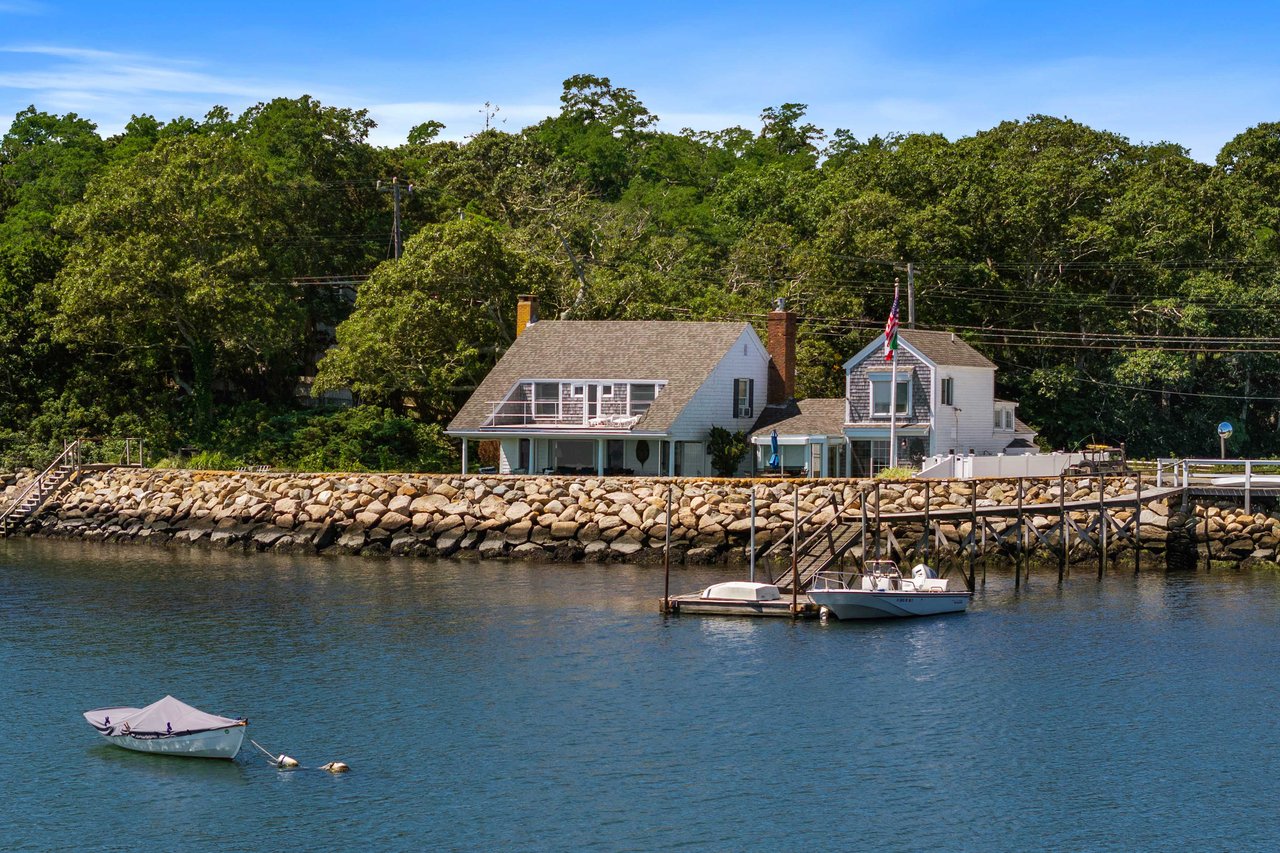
[84,695,247,759]
[807,560,971,620]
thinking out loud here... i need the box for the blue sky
[2,0,1278,161]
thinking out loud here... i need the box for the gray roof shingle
[448,320,753,433]
[750,398,847,437]
[897,329,996,369]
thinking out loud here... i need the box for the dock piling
[1134,473,1142,575]
[1098,475,1108,579]
[1058,471,1066,583]
[662,483,672,613]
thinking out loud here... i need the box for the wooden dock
[663,592,820,618]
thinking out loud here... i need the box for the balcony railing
[485,400,643,429]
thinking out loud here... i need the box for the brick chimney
[765,298,796,404]
[516,294,539,338]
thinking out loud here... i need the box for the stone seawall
[0,468,1276,566]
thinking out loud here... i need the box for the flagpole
[888,280,899,470]
[889,348,898,470]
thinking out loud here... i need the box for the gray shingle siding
[846,350,932,423]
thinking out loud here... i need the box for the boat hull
[808,589,970,620]
[100,725,246,759]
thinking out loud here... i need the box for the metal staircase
[766,494,864,591]
[0,440,81,537]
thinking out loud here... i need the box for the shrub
[707,425,751,477]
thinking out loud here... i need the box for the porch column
[596,438,605,476]
[460,439,468,475]
[668,439,678,477]
[845,437,852,478]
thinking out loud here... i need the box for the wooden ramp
[0,440,82,538]
[764,483,1185,593]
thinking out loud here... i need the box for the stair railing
[0,439,81,531]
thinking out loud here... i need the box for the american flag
[883,283,900,361]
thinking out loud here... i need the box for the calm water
[3,540,1279,851]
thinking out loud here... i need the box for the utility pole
[907,261,915,328]
[378,177,414,259]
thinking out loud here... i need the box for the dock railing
[1157,457,1280,513]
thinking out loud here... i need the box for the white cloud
[0,0,45,14]
[0,43,325,134]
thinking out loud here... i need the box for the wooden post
[1058,470,1067,583]
[1016,477,1025,588]
[792,484,800,616]
[860,491,868,564]
[1098,474,1108,579]
[962,489,972,589]
[874,481,882,561]
[1245,460,1253,515]
[922,481,931,563]
[662,483,672,613]
[1134,472,1142,575]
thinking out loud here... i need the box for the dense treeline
[3,74,1279,468]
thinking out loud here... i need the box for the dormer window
[870,375,910,417]
[631,383,657,416]
[533,382,560,417]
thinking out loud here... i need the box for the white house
[446,296,799,476]
[750,329,1038,477]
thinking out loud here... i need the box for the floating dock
[663,591,820,618]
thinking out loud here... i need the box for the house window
[870,440,890,474]
[994,410,1001,429]
[570,384,585,399]
[600,384,614,398]
[1005,410,1014,430]
[941,377,954,406]
[533,382,560,418]
[630,383,657,416]
[870,376,910,417]
[733,378,754,419]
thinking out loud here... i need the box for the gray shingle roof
[899,329,996,369]
[750,398,847,438]
[448,320,752,433]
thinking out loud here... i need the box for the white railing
[1157,458,1280,512]
[484,400,644,429]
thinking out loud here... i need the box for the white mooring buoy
[320,761,350,773]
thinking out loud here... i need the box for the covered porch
[844,426,931,477]
[748,398,849,478]
[748,433,847,478]
[455,433,709,477]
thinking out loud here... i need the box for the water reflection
[5,539,1280,851]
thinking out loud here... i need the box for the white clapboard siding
[669,326,771,442]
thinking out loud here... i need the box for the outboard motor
[911,564,937,581]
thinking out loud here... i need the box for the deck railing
[484,399,643,429]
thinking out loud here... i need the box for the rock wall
[0,468,1273,566]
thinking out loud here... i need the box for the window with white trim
[870,376,910,417]
[630,383,657,416]
[941,377,954,406]
[533,382,560,417]
[733,378,754,419]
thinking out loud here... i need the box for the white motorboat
[807,560,971,620]
[84,695,247,759]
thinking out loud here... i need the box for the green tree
[314,217,546,418]
[51,133,303,434]
[707,425,750,477]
